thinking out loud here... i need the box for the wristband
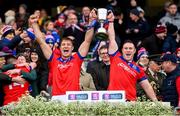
[87,20,97,30]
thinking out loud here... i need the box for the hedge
[1,95,173,115]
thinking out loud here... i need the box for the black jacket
[87,60,110,90]
[161,65,180,107]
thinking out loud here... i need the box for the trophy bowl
[95,8,108,40]
[95,27,108,40]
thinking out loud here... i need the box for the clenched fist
[28,14,38,25]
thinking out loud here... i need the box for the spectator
[137,6,145,21]
[137,54,166,100]
[140,23,167,55]
[0,51,24,106]
[107,12,157,101]
[43,20,60,46]
[54,13,67,38]
[2,53,33,105]
[38,9,51,28]
[87,45,110,90]
[0,51,37,105]
[63,13,85,52]
[15,4,30,28]
[113,7,125,47]
[29,9,95,99]
[45,35,55,50]
[161,53,180,107]
[176,47,180,63]
[79,6,91,28]
[159,3,180,29]
[162,23,178,53]
[136,47,149,71]
[0,25,28,52]
[80,69,96,91]
[16,28,35,55]
[155,1,172,23]
[4,10,17,30]
[125,8,150,46]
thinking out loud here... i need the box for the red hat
[155,24,166,34]
[176,47,180,53]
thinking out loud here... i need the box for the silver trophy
[95,8,108,40]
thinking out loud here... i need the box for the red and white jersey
[48,51,84,96]
[3,65,30,105]
[108,51,147,101]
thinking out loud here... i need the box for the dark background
[0,0,179,20]
[0,0,145,19]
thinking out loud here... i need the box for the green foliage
[1,95,173,116]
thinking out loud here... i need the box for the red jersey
[3,65,30,105]
[48,51,83,96]
[108,51,147,101]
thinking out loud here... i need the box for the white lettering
[57,63,73,69]
[117,63,137,77]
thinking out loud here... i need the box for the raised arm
[78,28,94,57]
[29,15,52,59]
[107,12,118,54]
[78,9,96,57]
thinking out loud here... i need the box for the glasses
[100,52,108,55]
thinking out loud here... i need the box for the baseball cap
[161,53,178,63]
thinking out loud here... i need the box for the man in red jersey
[107,11,157,101]
[29,9,96,98]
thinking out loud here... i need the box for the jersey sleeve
[109,51,121,63]
[48,48,60,62]
[137,68,148,83]
[74,52,85,67]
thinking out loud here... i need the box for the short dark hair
[122,39,135,47]
[168,3,177,8]
[59,37,74,47]
[16,53,26,59]
[19,4,27,10]
[99,45,108,51]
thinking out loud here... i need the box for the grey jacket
[159,12,180,29]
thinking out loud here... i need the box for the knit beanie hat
[176,47,180,53]
[45,35,55,45]
[58,13,66,20]
[130,8,140,17]
[26,28,36,40]
[155,24,166,34]
[137,47,149,60]
[0,25,14,37]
